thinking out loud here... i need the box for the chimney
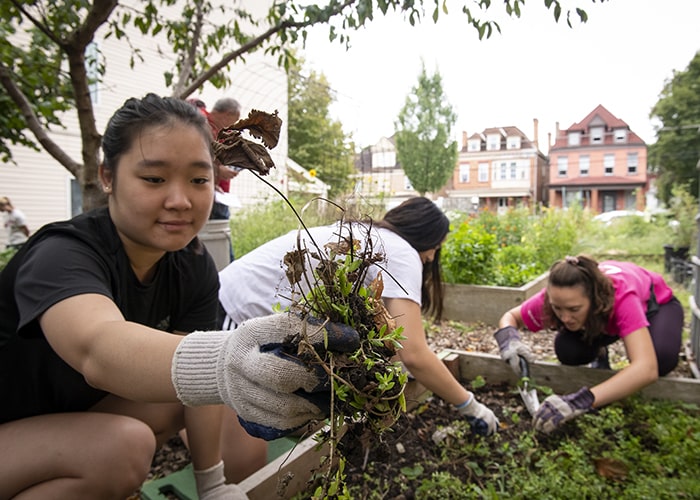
[533,118,539,149]
[462,130,468,149]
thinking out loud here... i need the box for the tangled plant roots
[281,207,408,499]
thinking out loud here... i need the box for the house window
[498,197,508,208]
[372,150,396,168]
[627,152,638,175]
[604,154,615,175]
[497,162,507,180]
[507,136,521,149]
[590,126,604,143]
[478,163,488,182]
[487,134,501,151]
[85,42,100,105]
[459,164,470,183]
[614,129,628,143]
[404,175,414,191]
[557,156,568,177]
[509,162,517,179]
[579,155,590,176]
[568,132,581,146]
[468,139,481,152]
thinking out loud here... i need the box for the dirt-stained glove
[194,460,248,500]
[455,394,499,436]
[533,387,595,433]
[494,326,535,375]
[171,313,360,440]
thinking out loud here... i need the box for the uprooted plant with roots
[211,114,409,498]
[275,205,409,499]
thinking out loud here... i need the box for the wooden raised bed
[442,272,549,326]
[239,349,700,499]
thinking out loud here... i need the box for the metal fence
[688,256,700,377]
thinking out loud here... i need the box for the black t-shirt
[0,207,220,422]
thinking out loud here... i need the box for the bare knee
[0,413,156,499]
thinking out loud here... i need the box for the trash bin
[663,244,689,273]
[198,219,231,271]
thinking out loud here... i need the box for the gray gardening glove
[172,313,360,440]
[494,326,535,375]
[455,394,499,436]
[194,460,248,500]
[533,387,595,433]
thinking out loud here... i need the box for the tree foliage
[394,62,457,196]
[0,0,599,211]
[288,56,355,196]
[649,50,700,202]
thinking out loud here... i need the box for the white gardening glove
[171,313,360,440]
[533,387,595,434]
[494,326,535,375]
[455,394,499,436]
[194,461,248,500]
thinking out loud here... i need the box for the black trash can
[663,244,689,273]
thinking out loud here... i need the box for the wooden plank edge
[438,349,700,405]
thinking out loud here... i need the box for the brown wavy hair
[542,254,615,343]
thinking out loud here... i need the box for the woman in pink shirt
[495,254,683,433]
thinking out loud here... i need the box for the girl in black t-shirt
[0,94,351,499]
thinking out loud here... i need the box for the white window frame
[86,42,100,105]
[557,156,568,177]
[486,134,501,151]
[614,129,628,143]
[590,126,604,143]
[604,154,615,175]
[468,139,481,152]
[579,155,590,176]
[627,152,638,175]
[478,163,489,182]
[568,132,581,146]
[459,164,470,183]
[507,136,521,150]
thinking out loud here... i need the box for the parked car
[592,210,645,224]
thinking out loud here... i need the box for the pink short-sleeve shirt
[520,261,674,338]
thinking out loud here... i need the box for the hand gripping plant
[281,211,409,499]
[213,114,408,498]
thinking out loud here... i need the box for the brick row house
[548,104,648,212]
[443,120,548,212]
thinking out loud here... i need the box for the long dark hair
[542,254,614,343]
[373,197,449,320]
[102,93,213,179]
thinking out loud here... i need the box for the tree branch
[177,0,357,99]
[171,1,205,97]
[0,60,80,176]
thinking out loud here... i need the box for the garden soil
[146,320,695,491]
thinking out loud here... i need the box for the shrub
[441,220,497,285]
[442,206,579,287]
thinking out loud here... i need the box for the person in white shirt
[0,196,30,249]
[217,196,500,481]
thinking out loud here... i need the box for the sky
[301,0,700,150]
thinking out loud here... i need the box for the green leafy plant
[277,199,408,499]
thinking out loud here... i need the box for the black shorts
[0,336,107,423]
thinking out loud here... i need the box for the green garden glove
[171,313,360,440]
